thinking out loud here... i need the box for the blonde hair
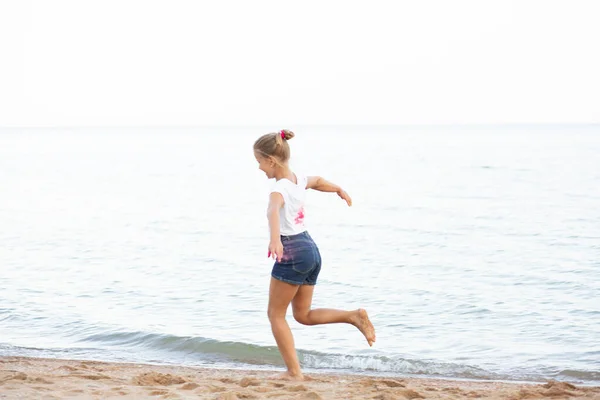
[253,129,295,162]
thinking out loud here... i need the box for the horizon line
[1,122,600,130]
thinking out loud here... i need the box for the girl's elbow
[312,176,323,189]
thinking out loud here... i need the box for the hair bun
[281,129,295,141]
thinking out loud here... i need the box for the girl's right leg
[291,285,376,346]
[268,277,304,380]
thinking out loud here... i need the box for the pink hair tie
[280,130,285,139]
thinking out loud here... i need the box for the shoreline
[1,356,599,399]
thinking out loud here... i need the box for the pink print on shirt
[294,207,305,225]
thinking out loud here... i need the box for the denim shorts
[271,231,322,286]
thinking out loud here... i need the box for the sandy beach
[0,357,598,400]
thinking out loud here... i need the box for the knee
[267,308,283,322]
[293,311,313,326]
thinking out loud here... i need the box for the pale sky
[1,0,599,127]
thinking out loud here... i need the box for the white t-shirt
[270,173,308,236]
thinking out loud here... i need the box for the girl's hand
[337,189,352,206]
[268,239,284,262]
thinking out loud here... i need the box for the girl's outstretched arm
[306,176,352,206]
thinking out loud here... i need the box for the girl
[253,129,376,381]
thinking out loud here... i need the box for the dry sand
[1,356,598,399]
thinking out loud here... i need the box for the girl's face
[254,151,276,179]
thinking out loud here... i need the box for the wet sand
[1,356,598,399]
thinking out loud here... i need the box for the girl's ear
[268,156,277,167]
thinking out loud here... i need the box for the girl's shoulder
[271,173,308,194]
[296,173,308,188]
[287,171,308,189]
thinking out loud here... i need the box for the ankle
[288,369,303,378]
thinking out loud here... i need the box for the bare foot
[351,309,376,346]
[269,371,305,381]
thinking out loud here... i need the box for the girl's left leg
[292,284,376,346]
[267,277,303,380]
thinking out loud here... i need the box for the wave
[74,330,600,384]
[3,326,598,384]
[80,330,284,366]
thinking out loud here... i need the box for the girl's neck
[274,165,295,182]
